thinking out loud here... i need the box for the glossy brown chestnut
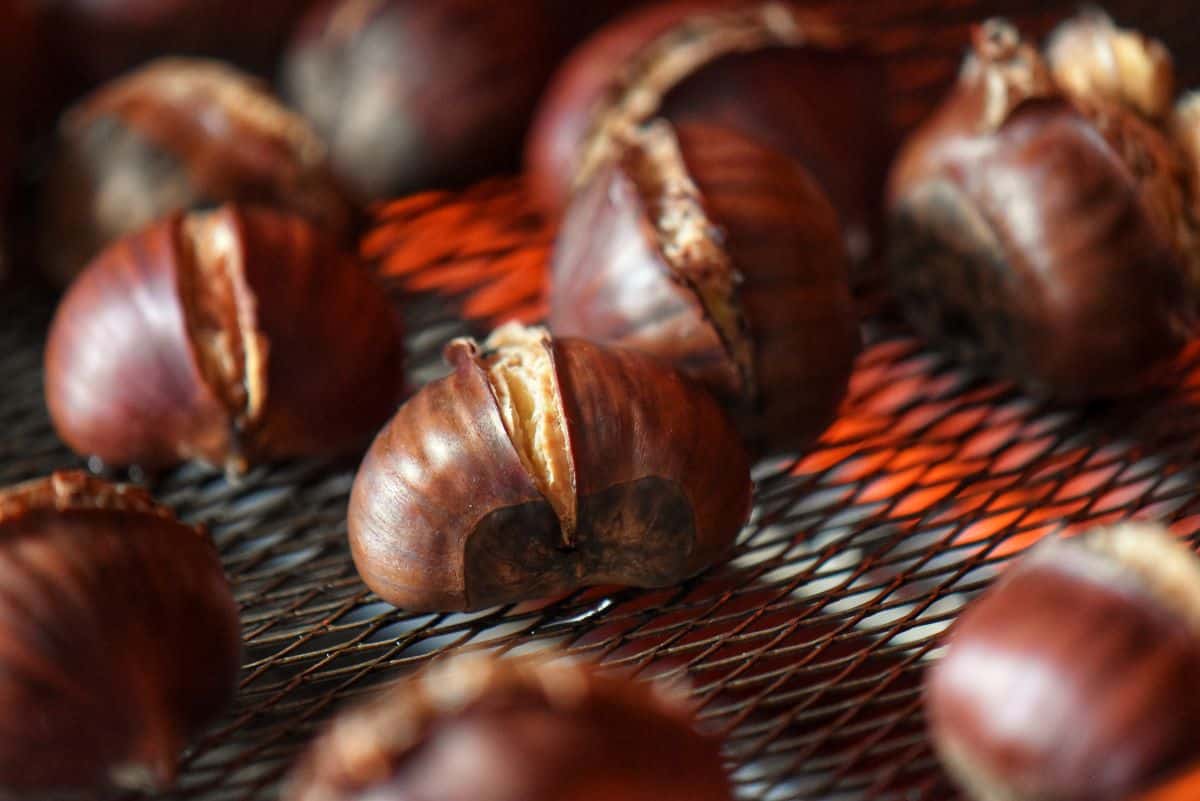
[926,524,1200,801]
[285,652,734,801]
[525,1,888,262]
[549,121,859,454]
[45,204,402,473]
[282,0,556,198]
[1046,9,1174,120]
[348,324,750,612]
[40,58,358,286]
[887,20,1196,399]
[0,470,241,794]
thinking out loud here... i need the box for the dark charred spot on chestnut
[347,325,750,612]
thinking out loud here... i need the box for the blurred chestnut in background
[1046,9,1174,120]
[526,1,889,263]
[40,58,358,286]
[926,523,1200,801]
[349,324,750,612]
[282,0,557,199]
[45,205,402,473]
[887,19,1196,400]
[550,121,859,455]
[0,471,241,794]
[44,0,314,90]
[286,653,734,801]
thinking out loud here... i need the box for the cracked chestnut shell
[926,524,1200,801]
[45,204,402,473]
[0,471,241,794]
[549,121,859,455]
[282,0,556,198]
[285,653,734,801]
[40,58,358,286]
[348,324,751,612]
[526,1,887,262]
[887,19,1196,399]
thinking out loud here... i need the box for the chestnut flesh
[282,0,556,198]
[285,653,734,801]
[526,1,888,262]
[887,19,1196,399]
[348,324,751,612]
[45,204,402,473]
[40,58,358,286]
[0,471,241,794]
[549,121,859,455]
[926,523,1200,801]
[1046,9,1175,120]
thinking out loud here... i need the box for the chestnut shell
[282,0,556,198]
[926,526,1200,801]
[0,471,241,793]
[40,58,358,286]
[550,122,860,455]
[525,1,888,260]
[887,23,1194,399]
[285,653,734,801]
[348,332,751,612]
[45,204,402,472]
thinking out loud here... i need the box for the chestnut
[40,58,358,286]
[0,470,241,794]
[887,19,1196,400]
[45,204,402,473]
[525,1,888,262]
[1046,9,1174,120]
[282,0,556,198]
[548,121,859,455]
[926,523,1200,801]
[348,323,751,612]
[285,652,734,801]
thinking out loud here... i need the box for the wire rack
[6,176,1200,801]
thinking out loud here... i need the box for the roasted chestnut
[525,1,888,262]
[285,652,734,801]
[1046,9,1174,120]
[0,470,241,794]
[926,523,1200,801]
[45,204,402,473]
[887,19,1196,399]
[40,58,358,286]
[549,121,859,454]
[348,324,750,612]
[282,0,556,198]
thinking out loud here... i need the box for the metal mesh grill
[8,177,1200,801]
